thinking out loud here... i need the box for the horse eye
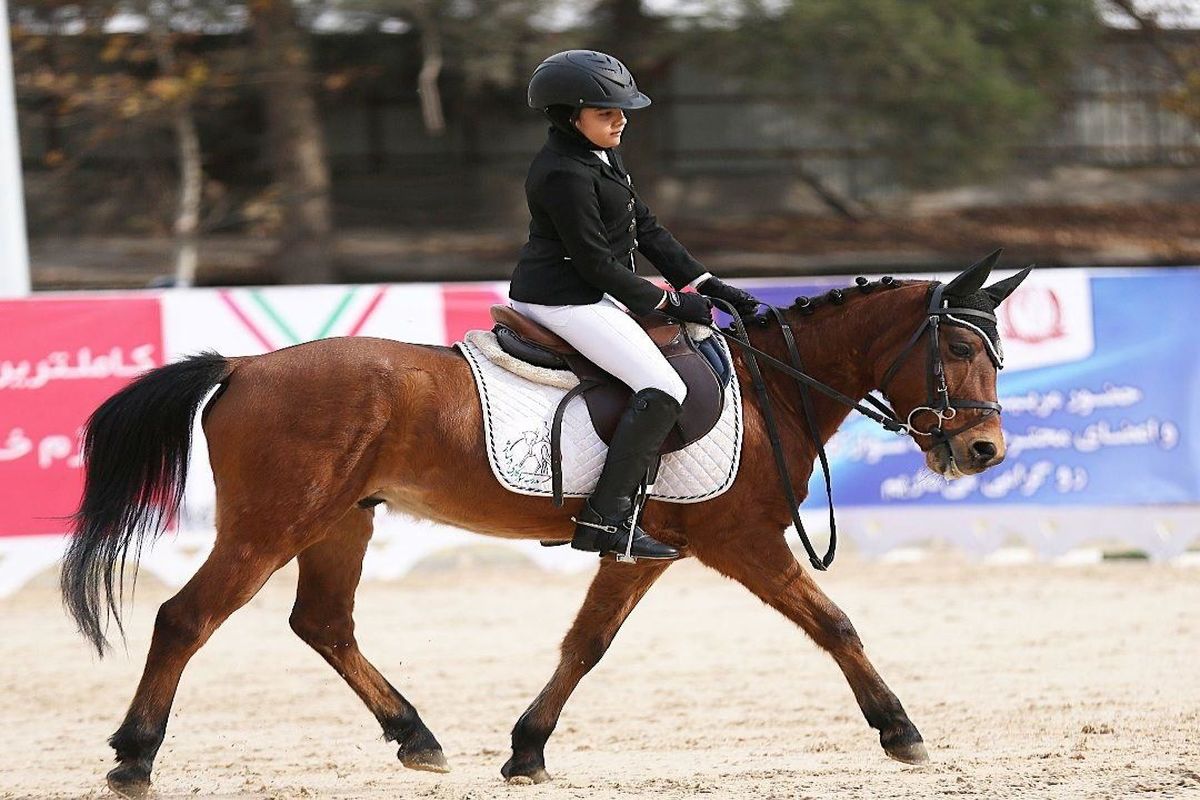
[950,342,972,358]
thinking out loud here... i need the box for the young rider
[509,50,760,560]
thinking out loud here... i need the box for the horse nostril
[970,439,998,464]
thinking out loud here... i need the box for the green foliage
[736,0,1103,186]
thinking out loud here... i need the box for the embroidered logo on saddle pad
[457,331,743,503]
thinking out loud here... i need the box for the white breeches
[510,296,688,404]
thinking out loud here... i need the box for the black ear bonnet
[941,289,1005,368]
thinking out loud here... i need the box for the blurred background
[2,0,1200,575]
[1,2,1198,580]
[3,8,1199,797]
[5,0,1200,288]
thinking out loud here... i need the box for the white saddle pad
[456,332,743,503]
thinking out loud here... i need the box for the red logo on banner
[999,287,1066,345]
[0,297,163,537]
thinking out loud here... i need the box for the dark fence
[14,29,1200,234]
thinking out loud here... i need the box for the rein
[708,283,1002,571]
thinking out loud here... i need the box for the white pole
[0,0,31,297]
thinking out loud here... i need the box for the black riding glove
[698,276,761,317]
[659,290,714,325]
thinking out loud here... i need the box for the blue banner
[734,269,1200,508]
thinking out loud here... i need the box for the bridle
[708,282,1003,571]
[872,282,1002,444]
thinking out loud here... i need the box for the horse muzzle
[926,430,1006,478]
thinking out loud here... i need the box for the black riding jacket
[509,127,707,314]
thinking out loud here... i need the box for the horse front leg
[501,558,673,784]
[694,535,929,764]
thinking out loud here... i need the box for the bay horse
[61,254,1028,797]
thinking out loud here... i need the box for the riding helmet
[527,50,652,111]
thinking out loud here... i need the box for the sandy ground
[2,550,1198,800]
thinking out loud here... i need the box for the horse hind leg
[694,535,928,764]
[502,558,672,784]
[289,507,449,773]
[105,534,293,798]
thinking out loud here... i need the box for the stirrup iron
[617,472,653,564]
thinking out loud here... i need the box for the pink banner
[442,285,507,345]
[0,297,163,536]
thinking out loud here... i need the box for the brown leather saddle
[489,305,727,457]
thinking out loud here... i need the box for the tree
[145,0,203,286]
[10,1,333,283]
[339,0,553,138]
[1107,0,1200,126]
[10,2,237,254]
[589,0,677,195]
[725,0,1103,188]
[248,0,335,284]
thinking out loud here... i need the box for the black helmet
[528,50,651,111]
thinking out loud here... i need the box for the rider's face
[574,107,627,149]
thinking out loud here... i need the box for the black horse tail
[61,352,234,656]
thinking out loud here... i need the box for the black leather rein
[708,284,1002,571]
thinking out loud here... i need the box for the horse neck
[747,283,927,450]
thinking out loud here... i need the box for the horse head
[874,250,1032,479]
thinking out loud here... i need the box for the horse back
[199,337,483,524]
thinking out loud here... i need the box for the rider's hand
[659,290,714,325]
[698,276,761,317]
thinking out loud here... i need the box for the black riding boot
[571,388,682,561]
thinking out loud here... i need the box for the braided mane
[787,277,917,315]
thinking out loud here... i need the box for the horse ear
[984,265,1034,306]
[945,249,1002,297]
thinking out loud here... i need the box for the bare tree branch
[413,3,445,135]
[145,0,202,286]
[1107,0,1195,82]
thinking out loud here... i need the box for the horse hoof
[400,749,451,773]
[501,753,552,784]
[885,740,930,765]
[106,765,152,799]
[506,768,552,785]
